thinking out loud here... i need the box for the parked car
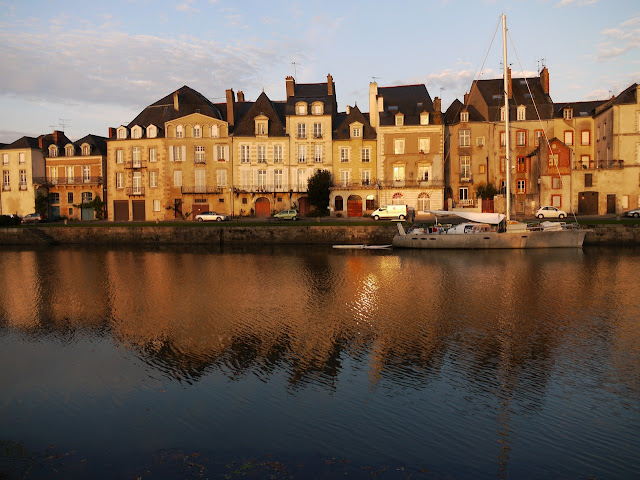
[535,206,567,219]
[273,209,299,220]
[21,213,42,224]
[195,212,228,222]
[623,208,640,218]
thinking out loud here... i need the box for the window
[581,130,590,146]
[19,152,25,164]
[2,170,9,189]
[460,156,471,180]
[419,138,431,153]
[459,187,469,203]
[49,145,58,157]
[149,148,157,163]
[500,132,506,147]
[394,139,405,154]
[83,166,90,182]
[147,125,157,138]
[65,145,74,156]
[534,130,544,146]
[460,111,469,122]
[500,157,507,173]
[49,192,60,204]
[2,154,8,165]
[68,192,73,203]
[312,103,323,115]
[172,145,184,162]
[211,125,219,138]
[516,156,528,173]
[549,154,558,167]
[340,170,350,187]
[274,145,283,163]
[240,169,251,189]
[314,145,323,163]
[418,165,430,181]
[552,177,562,189]
[132,127,141,139]
[563,108,573,120]
[217,170,227,188]
[257,145,266,163]
[240,145,250,163]
[153,199,161,212]
[340,147,349,162]
[117,128,127,139]
[517,180,526,194]
[67,166,74,182]
[274,169,283,189]
[395,115,404,126]
[479,164,486,174]
[296,103,307,115]
[584,173,592,187]
[116,172,123,188]
[19,170,26,189]
[176,125,184,138]
[361,147,371,163]
[216,145,227,162]
[193,125,201,138]
[516,131,527,147]
[459,130,470,147]
[82,145,90,155]
[298,169,307,189]
[517,106,526,121]
[551,195,562,208]
[116,149,123,163]
[149,171,158,188]
[420,113,429,125]
[82,192,93,203]
[174,170,182,187]
[477,136,485,147]
[580,154,591,169]
[564,130,573,146]
[298,145,306,163]
[132,147,141,166]
[313,123,322,138]
[352,127,361,138]
[255,120,267,135]
[361,170,371,185]
[297,123,306,139]
[393,165,405,181]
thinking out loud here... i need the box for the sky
[1,0,639,143]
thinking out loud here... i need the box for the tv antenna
[371,76,380,83]
[291,61,299,80]
[49,118,71,131]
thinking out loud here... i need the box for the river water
[0,245,639,479]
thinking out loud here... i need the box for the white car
[195,212,228,222]
[623,208,640,218]
[535,206,567,219]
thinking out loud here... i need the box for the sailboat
[393,14,587,249]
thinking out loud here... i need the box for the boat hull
[392,229,586,249]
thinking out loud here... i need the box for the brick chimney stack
[463,92,469,105]
[53,130,62,144]
[237,91,245,102]
[108,127,116,138]
[540,67,549,95]
[173,91,179,111]
[226,89,235,126]
[327,73,334,96]
[433,97,441,113]
[286,76,295,98]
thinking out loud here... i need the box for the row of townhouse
[2,69,639,221]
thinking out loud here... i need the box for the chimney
[463,92,469,105]
[173,91,179,111]
[237,91,245,102]
[434,97,441,113]
[53,130,62,144]
[540,67,549,95]
[108,127,116,138]
[369,82,379,129]
[507,67,513,98]
[286,76,295,98]
[39,137,44,149]
[346,105,351,114]
[226,89,235,126]
[327,73,334,96]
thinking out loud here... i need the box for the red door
[298,197,310,216]
[347,200,362,217]
[255,197,271,217]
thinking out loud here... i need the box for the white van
[371,205,409,221]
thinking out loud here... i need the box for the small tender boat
[332,244,393,249]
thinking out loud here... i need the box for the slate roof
[444,99,484,125]
[127,85,223,133]
[232,92,287,137]
[2,136,42,150]
[594,83,638,115]
[553,100,608,118]
[377,84,435,126]
[333,105,376,140]
[285,80,338,117]
[74,134,108,156]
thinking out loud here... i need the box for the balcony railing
[126,187,145,196]
[297,134,307,139]
[181,186,224,194]
[32,176,104,186]
[233,185,307,194]
[377,180,446,189]
[332,181,378,190]
[124,160,146,169]
[194,157,207,165]
[575,159,624,170]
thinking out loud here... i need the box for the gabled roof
[333,105,376,140]
[594,83,638,116]
[553,100,608,118]
[2,136,41,150]
[285,79,338,117]
[444,99,484,125]
[377,84,435,126]
[232,92,287,137]
[127,85,223,133]
[39,131,73,150]
[74,134,108,156]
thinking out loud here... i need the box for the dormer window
[420,112,430,125]
[131,126,142,139]
[563,108,573,120]
[147,125,157,138]
[82,144,90,156]
[65,145,74,156]
[517,105,526,121]
[194,125,201,138]
[49,145,58,157]
[460,112,469,123]
[296,102,308,115]
[395,114,404,126]
[176,125,184,138]
[351,123,363,138]
[255,116,268,136]
[117,126,128,139]
[312,102,323,115]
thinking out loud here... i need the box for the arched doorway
[392,193,404,205]
[298,197,310,216]
[255,197,271,217]
[347,195,363,217]
[335,196,344,212]
[417,193,430,213]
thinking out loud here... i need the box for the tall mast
[502,13,511,221]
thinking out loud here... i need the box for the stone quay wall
[0,223,638,246]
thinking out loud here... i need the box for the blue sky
[1,0,638,143]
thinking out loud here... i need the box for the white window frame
[174,170,182,187]
[516,131,526,147]
[361,147,370,163]
[116,149,123,163]
[274,169,283,190]
[240,145,250,164]
[460,156,471,180]
[217,169,227,188]
[419,138,431,153]
[193,125,201,138]
[313,123,322,138]
[517,106,526,121]
[460,112,469,122]
[176,125,184,138]
[395,115,404,126]
[393,165,405,181]
[394,139,405,155]
[153,199,161,212]
[314,145,323,163]
[297,123,306,139]
[82,165,91,182]
[274,145,283,163]
[257,145,267,163]
[149,170,158,188]
[116,172,123,189]
[340,147,349,163]
[459,129,470,147]
[297,145,306,163]
[361,170,371,185]
[2,154,8,165]
[149,148,157,162]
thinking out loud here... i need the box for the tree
[475,182,498,199]
[307,169,333,215]
[73,195,105,220]
[35,192,49,216]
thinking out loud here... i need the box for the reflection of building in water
[0,251,41,328]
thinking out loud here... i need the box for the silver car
[195,212,228,222]
[623,208,640,218]
[535,206,567,219]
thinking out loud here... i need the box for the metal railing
[575,159,624,170]
[377,179,446,189]
[33,176,104,185]
[124,160,146,169]
[126,187,145,196]
[181,186,224,194]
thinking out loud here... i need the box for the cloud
[0,19,287,113]
[176,0,199,13]
[595,15,640,61]
[555,0,597,7]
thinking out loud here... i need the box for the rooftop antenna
[49,118,71,131]
[291,61,298,80]
[371,76,380,83]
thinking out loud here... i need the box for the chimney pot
[286,76,295,98]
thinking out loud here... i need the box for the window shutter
[182,146,187,162]
[267,169,274,189]
[169,146,174,162]
[214,146,219,162]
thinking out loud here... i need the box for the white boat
[393,14,587,250]
[333,244,393,249]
